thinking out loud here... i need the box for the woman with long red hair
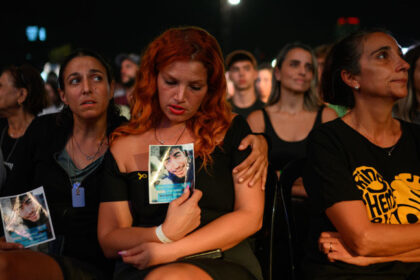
[98,27,265,279]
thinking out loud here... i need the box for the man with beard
[114,53,140,107]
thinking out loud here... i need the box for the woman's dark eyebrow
[89,69,105,75]
[66,69,104,80]
[66,72,79,80]
[370,46,390,56]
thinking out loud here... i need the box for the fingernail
[239,177,244,183]
[118,251,127,255]
[238,145,244,149]
[248,182,253,186]
[233,169,238,174]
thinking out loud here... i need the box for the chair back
[275,157,308,280]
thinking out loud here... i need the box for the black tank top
[262,106,324,171]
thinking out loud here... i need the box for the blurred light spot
[26,26,38,41]
[271,59,277,68]
[39,27,46,41]
[228,0,240,5]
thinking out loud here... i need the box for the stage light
[228,0,240,6]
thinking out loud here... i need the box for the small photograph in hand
[149,143,195,204]
[0,186,55,248]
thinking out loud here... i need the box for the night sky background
[1,0,418,74]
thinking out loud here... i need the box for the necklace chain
[72,134,106,161]
[154,125,187,145]
[0,126,19,162]
[386,145,397,156]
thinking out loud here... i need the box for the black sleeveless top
[262,106,324,171]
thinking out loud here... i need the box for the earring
[354,85,360,90]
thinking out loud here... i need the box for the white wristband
[155,224,173,243]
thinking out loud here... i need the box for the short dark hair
[225,50,257,70]
[2,64,47,115]
[115,53,141,67]
[257,62,273,71]
[321,28,391,108]
[314,44,332,59]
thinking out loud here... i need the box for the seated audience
[304,29,420,279]
[98,26,265,280]
[39,71,63,116]
[226,50,265,118]
[256,63,273,103]
[0,64,47,174]
[0,49,124,280]
[394,44,420,124]
[315,43,348,117]
[247,43,337,196]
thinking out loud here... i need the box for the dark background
[1,0,418,73]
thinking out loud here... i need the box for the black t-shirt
[303,118,420,279]
[229,98,265,119]
[100,116,263,280]
[0,118,22,172]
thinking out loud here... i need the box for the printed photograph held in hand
[149,143,195,204]
[0,186,55,247]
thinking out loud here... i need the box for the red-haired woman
[98,27,265,279]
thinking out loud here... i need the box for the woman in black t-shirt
[304,29,420,279]
[98,27,266,280]
[0,65,47,173]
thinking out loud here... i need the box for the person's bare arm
[326,201,420,256]
[119,170,265,269]
[98,188,202,258]
[319,231,420,266]
[321,106,338,123]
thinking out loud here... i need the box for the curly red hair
[111,26,232,166]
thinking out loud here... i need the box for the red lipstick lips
[169,104,185,115]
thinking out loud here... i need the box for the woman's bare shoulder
[110,132,151,172]
[247,109,265,133]
[322,106,339,123]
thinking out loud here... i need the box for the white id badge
[71,182,85,208]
